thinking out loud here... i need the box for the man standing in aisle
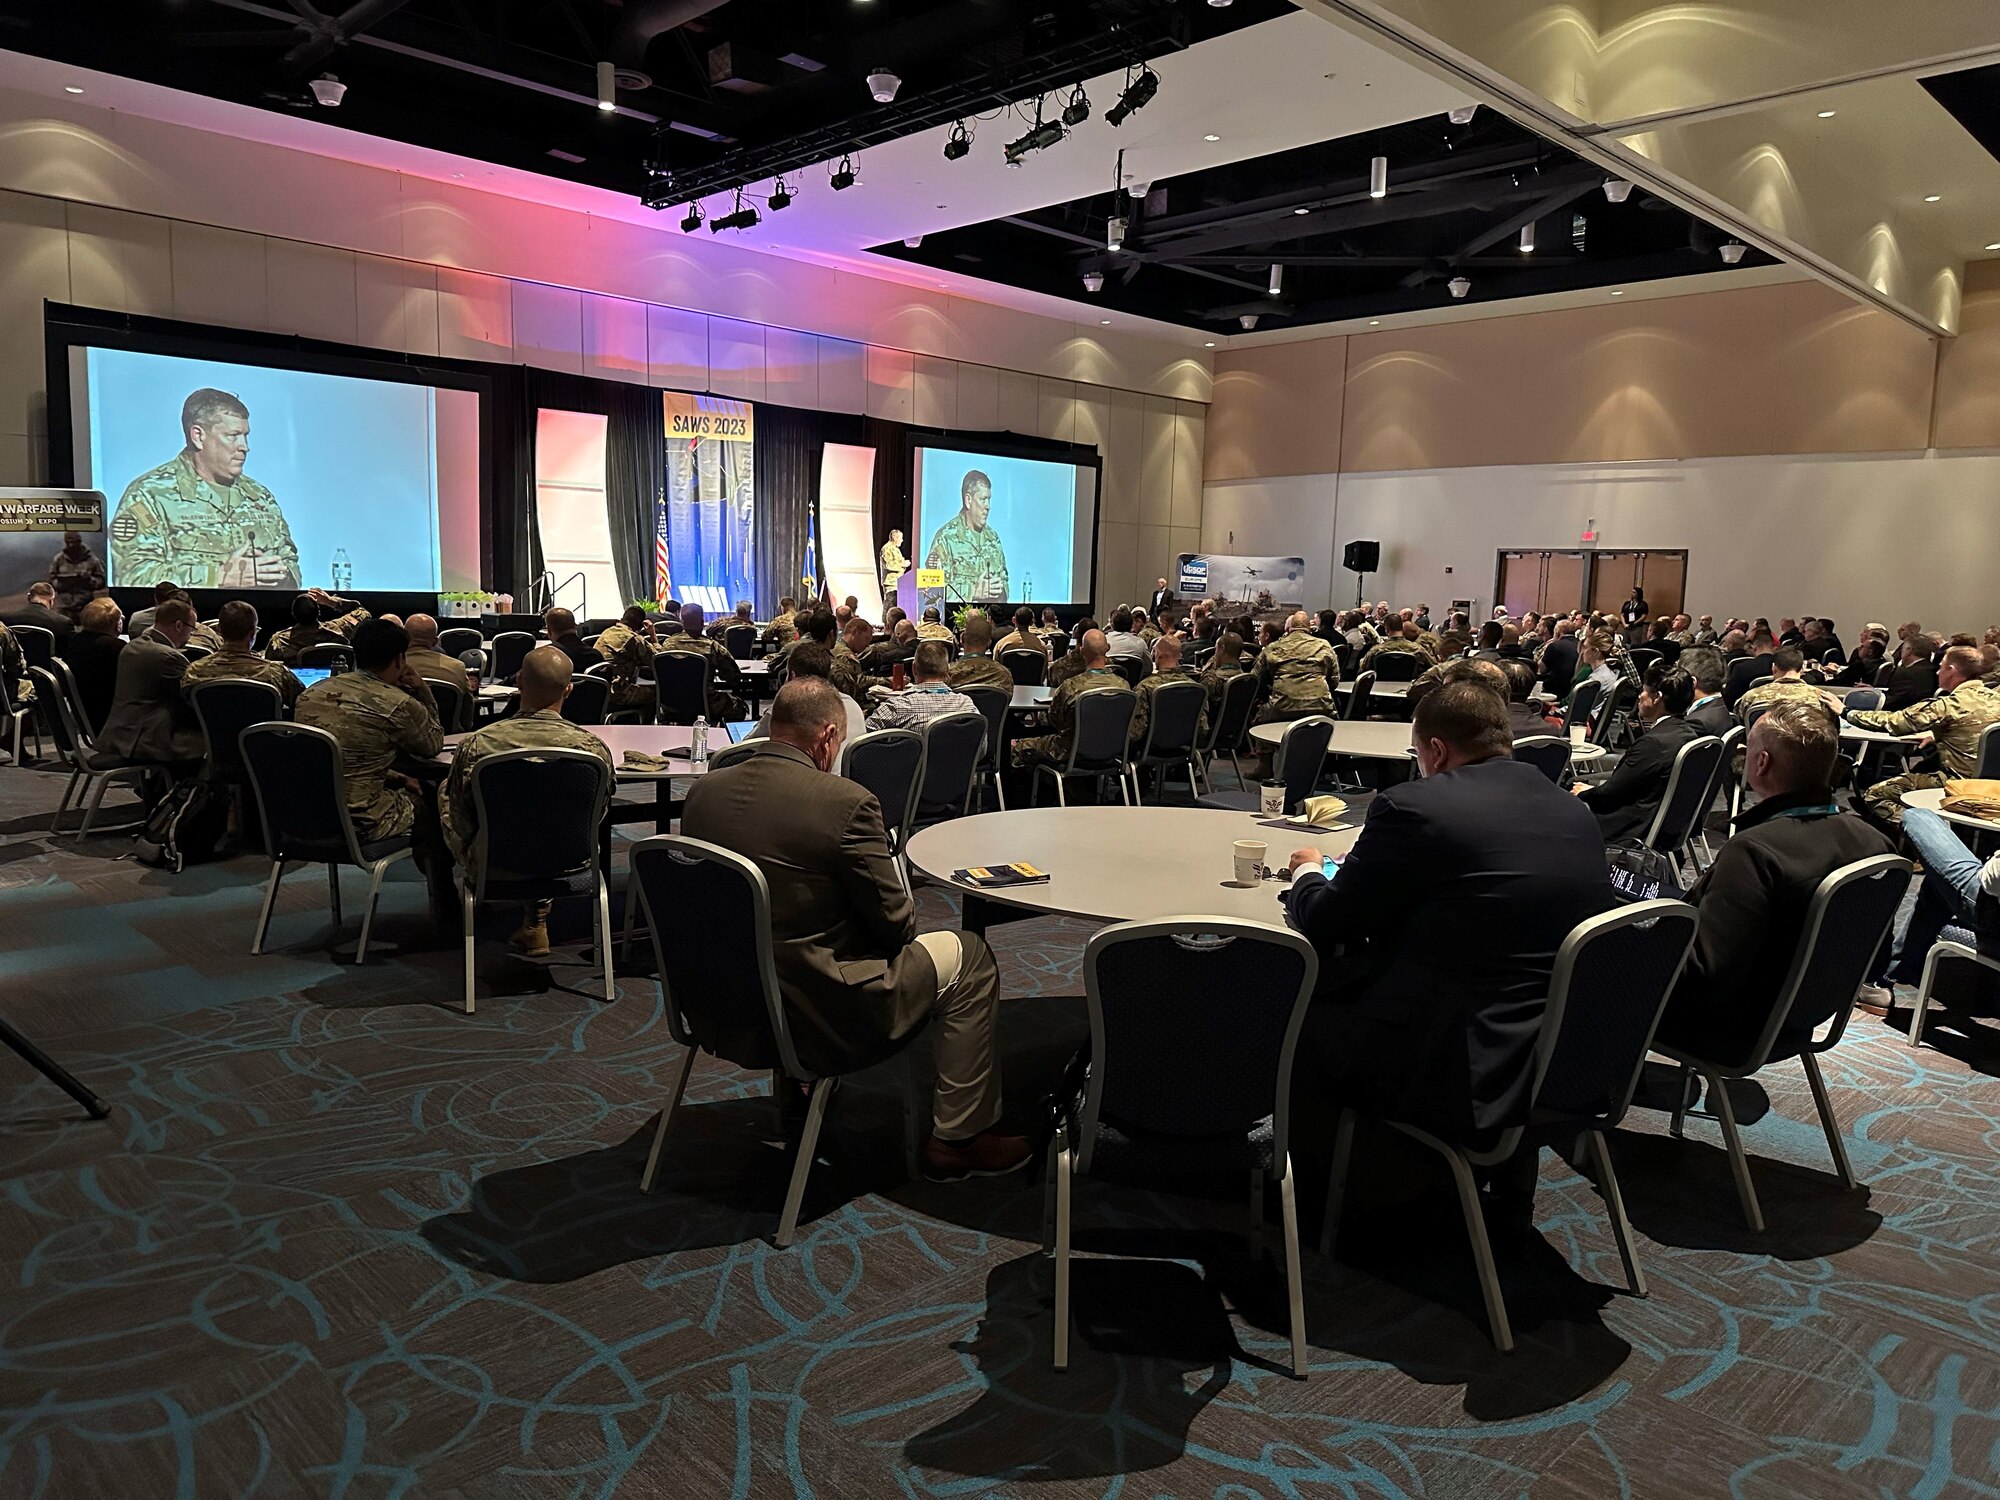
[109,388,301,590]
[48,530,105,622]
[925,469,1009,605]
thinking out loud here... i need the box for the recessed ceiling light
[1817,109,1837,119]
[63,86,83,95]
[1924,194,1942,203]
[1202,133,1221,142]
[1203,341,1216,347]
[1369,319,1381,326]
[1293,207,1309,216]
[1610,289,1624,296]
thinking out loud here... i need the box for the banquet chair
[706,737,766,771]
[422,677,472,734]
[29,664,147,836]
[1,667,38,764]
[1907,922,2000,1050]
[1032,691,1135,808]
[653,653,709,726]
[1000,649,1046,687]
[1049,917,1318,1376]
[914,711,987,822]
[460,747,614,1014]
[1658,854,1909,1231]
[241,723,413,963]
[561,674,611,726]
[1841,688,1884,713]
[1641,736,1726,866]
[490,631,536,683]
[962,685,1012,811]
[12,623,54,671]
[1341,670,1376,722]
[632,835,927,1246]
[1322,900,1698,1351]
[187,679,284,783]
[1369,651,1421,683]
[1511,735,1572,785]
[297,642,353,671]
[1125,679,1205,804]
[723,624,757,660]
[438,627,484,661]
[840,729,924,862]
[1196,715,1333,815]
[1689,725,1744,870]
[1196,671,1260,794]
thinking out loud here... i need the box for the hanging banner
[1175,552,1307,612]
[661,392,756,617]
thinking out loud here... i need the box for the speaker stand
[0,1017,109,1120]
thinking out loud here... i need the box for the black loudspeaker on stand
[1343,539,1380,607]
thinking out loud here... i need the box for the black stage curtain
[753,403,825,620]
[487,366,541,602]
[605,382,662,613]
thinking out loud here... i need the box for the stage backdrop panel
[660,391,754,616]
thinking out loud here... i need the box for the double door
[1496,549,1686,620]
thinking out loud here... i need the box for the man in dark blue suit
[1282,683,1614,1144]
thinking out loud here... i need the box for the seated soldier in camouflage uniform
[832,616,874,707]
[657,603,746,721]
[439,645,616,957]
[1199,631,1252,720]
[1129,634,1208,747]
[595,605,662,719]
[1839,644,2000,828]
[266,589,369,663]
[182,600,305,711]
[1359,623,1436,676]
[763,596,800,651]
[1012,630,1134,773]
[947,611,1014,694]
[1734,647,1825,725]
[1256,612,1338,723]
[1047,618,1098,689]
[293,619,451,921]
[916,606,955,643]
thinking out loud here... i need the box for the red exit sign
[1580,528,1598,543]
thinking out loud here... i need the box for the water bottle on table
[691,715,709,767]
[331,548,352,591]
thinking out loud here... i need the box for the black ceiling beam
[1399,176,1603,287]
[997,216,1265,295]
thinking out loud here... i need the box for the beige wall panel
[267,240,360,346]
[647,304,709,393]
[1200,475,1341,604]
[1100,389,1144,526]
[1037,378,1077,443]
[1338,280,1933,473]
[995,368,1040,437]
[581,294,649,384]
[1072,390,1109,466]
[1134,524,1172,607]
[865,344,915,423]
[761,325,817,410]
[826,272,952,358]
[1933,259,2000,451]
[0,192,69,442]
[708,318,767,403]
[1170,407,1204,531]
[509,280,583,374]
[169,222,267,332]
[435,266,512,363]
[946,296,1067,382]
[816,337,867,415]
[1086,328,1215,405]
[955,363,1000,433]
[0,431,38,486]
[1139,398,1177,527]
[1095,521,1136,618]
[356,256,439,357]
[913,354,958,430]
[65,203,172,316]
[1168,526,1202,576]
[1205,338,1346,481]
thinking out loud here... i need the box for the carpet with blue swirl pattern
[1,763,1998,1498]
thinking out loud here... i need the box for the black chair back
[438,627,484,659]
[26,665,84,761]
[839,729,924,842]
[963,686,1012,781]
[1078,919,1316,1166]
[631,836,795,1074]
[1532,901,1699,1128]
[1589,678,1625,745]
[1978,721,2000,779]
[187,679,284,779]
[1371,651,1421,682]
[562,674,611,725]
[1843,687,1884,712]
[1111,657,1148,688]
[654,652,710,725]
[1135,680,1204,760]
[1627,647,1661,680]
[999,650,1045,687]
[13,624,54,670]
[181,644,213,662]
[1565,678,1602,735]
[1274,716,1335,812]
[1643,735,1726,854]
[297,642,353,671]
[1206,670,1259,753]
[917,711,987,816]
[1512,735,1572,784]
[723,624,757,660]
[1754,854,1908,1055]
[490,631,536,682]
[241,723,365,863]
[1342,670,1376,721]
[466,748,610,901]
[1068,689,1135,769]
[423,677,471,734]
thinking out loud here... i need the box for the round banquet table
[1839,724,1925,747]
[905,805,1364,934]
[1901,786,2000,834]
[1248,719,1414,760]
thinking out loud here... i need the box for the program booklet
[953,863,1051,888]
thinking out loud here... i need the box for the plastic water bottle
[1022,572,1032,601]
[691,715,709,767]
[331,548,352,591]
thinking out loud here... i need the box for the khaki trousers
[1861,767,1953,828]
[914,930,1004,1141]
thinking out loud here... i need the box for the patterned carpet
[2,762,1999,1499]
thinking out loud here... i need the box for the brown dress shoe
[924,1129,1034,1181]
[509,920,552,957]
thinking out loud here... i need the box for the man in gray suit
[682,677,1031,1180]
[97,597,204,768]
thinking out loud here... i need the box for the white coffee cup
[1569,724,1589,745]
[1260,780,1286,817]
[1233,839,1268,885]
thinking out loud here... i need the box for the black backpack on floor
[134,780,231,872]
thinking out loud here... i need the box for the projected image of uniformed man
[109,387,301,590]
[924,468,1009,603]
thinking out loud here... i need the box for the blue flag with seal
[801,503,820,601]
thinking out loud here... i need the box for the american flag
[653,492,673,603]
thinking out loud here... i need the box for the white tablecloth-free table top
[440,724,712,781]
[1337,679,1412,699]
[1248,719,1415,761]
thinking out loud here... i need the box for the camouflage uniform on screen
[657,631,746,721]
[182,643,305,711]
[0,621,29,706]
[1129,665,1208,747]
[1849,680,2000,825]
[1256,630,1338,720]
[1012,666,1133,768]
[948,651,1015,694]
[924,513,1009,604]
[439,707,615,867]
[109,453,300,590]
[48,544,105,622]
[266,596,369,664]
[594,621,659,713]
[293,673,444,842]
[1200,658,1251,721]
[1734,678,1826,725]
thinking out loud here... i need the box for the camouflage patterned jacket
[293,672,444,842]
[1199,660,1251,720]
[947,652,1015,694]
[1129,666,1208,747]
[1847,680,2000,777]
[1257,630,1338,713]
[923,512,1009,602]
[266,595,368,664]
[182,643,305,710]
[109,452,301,590]
[438,707,614,865]
[0,621,27,704]
[1030,666,1133,758]
[595,621,657,699]
[48,546,105,620]
[1734,678,1825,725]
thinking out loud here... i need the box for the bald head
[406,613,440,649]
[1079,629,1108,666]
[1153,633,1183,669]
[516,645,574,713]
[545,607,577,639]
[1287,611,1312,632]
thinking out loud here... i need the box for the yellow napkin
[1296,794,1350,828]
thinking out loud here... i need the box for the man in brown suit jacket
[680,677,1031,1179]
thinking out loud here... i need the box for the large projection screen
[910,434,1100,608]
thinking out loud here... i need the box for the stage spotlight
[1061,87,1090,128]
[1105,66,1158,127]
[830,156,857,190]
[1004,117,1064,167]
[711,194,760,232]
[943,121,971,161]
[680,203,703,233]
[768,179,792,211]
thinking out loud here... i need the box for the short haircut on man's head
[785,642,833,681]
[515,643,574,700]
[1942,644,1983,680]
[1110,608,1133,633]
[181,387,247,441]
[1154,633,1183,667]
[779,596,796,611]
[352,618,409,672]
[289,592,318,626]
[961,612,993,649]
[912,640,949,680]
[405,613,439,647]
[545,607,576,637]
[215,600,258,642]
[81,597,122,632]
[1753,698,1838,788]
[1478,620,1503,649]
[680,603,704,634]
[1042,608,1059,624]
[961,469,991,500]
[844,616,875,644]
[1014,605,1035,630]
[26,581,53,602]
[621,605,647,626]
[1771,647,1805,674]
[735,600,753,619]
[1079,629,1109,663]
[153,598,196,629]
[770,676,844,741]
[1214,632,1242,661]
[1498,659,1535,702]
[1412,681,1513,761]
[1654,667,1696,717]
[1681,647,1726,693]
[922,606,941,623]
[152,580,180,602]
[893,619,917,643]
[804,609,836,644]
[886,606,907,627]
